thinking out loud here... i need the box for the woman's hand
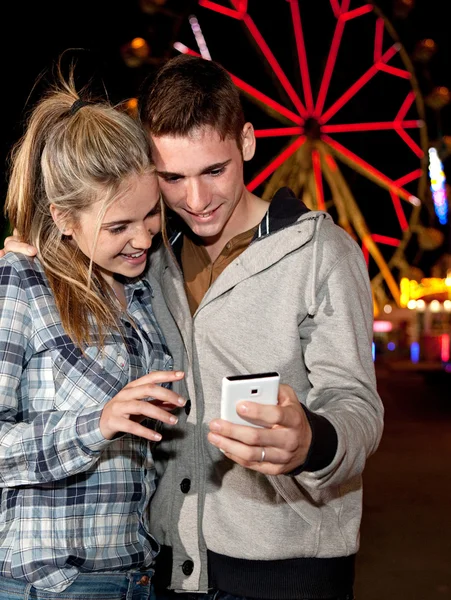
[100,370,185,441]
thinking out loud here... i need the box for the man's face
[151,125,255,243]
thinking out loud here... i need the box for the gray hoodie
[146,188,384,599]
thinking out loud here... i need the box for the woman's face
[66,172,161,286]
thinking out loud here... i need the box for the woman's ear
[50,205,73,237]
[241,122,256,162]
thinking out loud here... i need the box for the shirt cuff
[75,408,112,453]
[286,405,338,476]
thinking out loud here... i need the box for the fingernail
[177,397,186,405]
[169,415,178,424]
[175,371,184,377]
[210,421,221,432]
[237,403,248,414]
[209,433,220,444]
[153,433,162,441]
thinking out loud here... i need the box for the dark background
[1,0,450,276]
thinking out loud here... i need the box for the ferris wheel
[174,0,438,312]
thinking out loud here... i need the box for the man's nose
[186,178,211,212]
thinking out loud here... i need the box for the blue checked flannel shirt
[0,253,173,592]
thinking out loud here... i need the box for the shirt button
[184,399,191,415]
[182,560,194,576]
[138,575,150,586]
[180,478,191,493]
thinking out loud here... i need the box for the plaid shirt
[0,254,173,592]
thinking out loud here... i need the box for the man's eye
[161,175,181,183]
[209,167,225,176]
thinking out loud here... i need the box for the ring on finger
[260,448,266,462]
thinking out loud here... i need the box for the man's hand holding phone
[208,373,312,475]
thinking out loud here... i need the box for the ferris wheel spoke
[288,0,314,113]
[314,18,345,118]
[322,134,420,205]
[246,136,307,192]
[322,120,422,133]
[229,0,247,12]
[314,4,372,119]
[173,43,303,124]
[254,127,304,138]
[395,126,424,158]
[199,0,308,117]
[241,13,307,118]
[198,1,243,20]
[389,190,409,232]
[312,149,326,210]
[329,0,341,19]
[320,43,400,124]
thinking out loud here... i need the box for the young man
[2,54,383,600]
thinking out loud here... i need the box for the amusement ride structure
[174,0,442,313]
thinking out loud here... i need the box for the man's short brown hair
[138,54,245,150]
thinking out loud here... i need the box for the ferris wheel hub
[304,117,321,140]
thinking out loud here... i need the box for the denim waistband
[0,569,154,600]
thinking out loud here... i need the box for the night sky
[1,0,450,275]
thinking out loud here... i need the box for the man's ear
[241,122,256,162]
[50,205,74,237]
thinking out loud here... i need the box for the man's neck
[202,195,269,262]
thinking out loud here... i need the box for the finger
[222,450,286,475]
[125,370,184,388]
[107,416,164,442]
[3,238,37,256]
[122,383,186,408]
[207,432,290,466]
[114,398,181,425]
[209,418,300,452]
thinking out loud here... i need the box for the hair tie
[70,98,89,115]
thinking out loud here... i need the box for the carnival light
[428,147,448,225]
[441,334,450,363]
[373,320,393,332]
[410,341,420,363]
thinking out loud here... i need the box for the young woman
[0,60,185,600]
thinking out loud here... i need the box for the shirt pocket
[51,343,129,412]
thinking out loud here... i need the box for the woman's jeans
[0,570,154,600]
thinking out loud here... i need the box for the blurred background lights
[430,299,441,312]
[416,299,426,311]
[444,300,451,312]
[139,0,167,14]
[121,37,150,68]
[393,0,415,19]
[410,341,420,363]
[387,342,396,351]
[427,147,448,225]
[425,86,451,110]
[407,299,417,309]
[383,304,393,314]
[412,38,437,63]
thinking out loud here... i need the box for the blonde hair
[5,55,155,349]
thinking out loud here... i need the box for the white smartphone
[220,372,280,427]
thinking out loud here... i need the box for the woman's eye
[109,226,126,235]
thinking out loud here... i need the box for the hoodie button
[182,560,194,576]
[180,478,191,493]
